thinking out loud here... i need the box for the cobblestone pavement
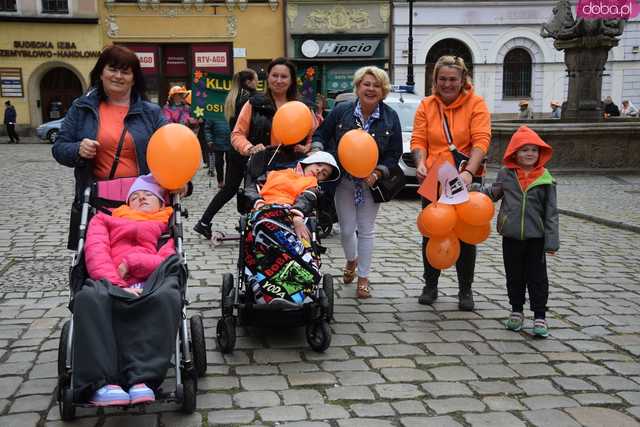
[1,144,639,427]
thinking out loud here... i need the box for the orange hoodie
[410,88,491,169]
[260,168,318,206]
[503,125,553,190]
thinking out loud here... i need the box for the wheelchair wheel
[57,320,70,377]
[216,316,236,354]
[61,388,76,421]
[180,370,197,414]
[189,315,207,377]
[322,275,334,323]
[306,320,331,353]
[221,273,234,317]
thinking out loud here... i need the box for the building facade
[1,0,285,131]
[0,0,101,129]
[392,0,640,118]
[101,0,284,107]
[285,0,391,103]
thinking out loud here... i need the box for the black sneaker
[193,222,212,240]
[458,290,475,311]
[418,285,438,305]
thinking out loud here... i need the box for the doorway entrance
[425,39,473,95]
[40,67,82,122]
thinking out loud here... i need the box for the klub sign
[577,0,640,19]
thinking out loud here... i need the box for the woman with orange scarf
[410,56,491,311]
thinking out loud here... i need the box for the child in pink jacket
[85,174,175,295]
[80,174,177,406]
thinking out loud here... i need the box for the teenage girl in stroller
[216,150,339,353]
[57,174,206,419]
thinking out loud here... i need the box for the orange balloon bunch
[147,123,202,191]
[271,101,314,146]
[337,129,379,178]
[417,192,495,270]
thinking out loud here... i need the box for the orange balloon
[426,233,461,270]
[271,101,313,145]
[417,210,429,237]
[454,220,491,245]
[337,129,379,178]
[455,192,495,226]
[419,203,457,237]
[147,123,202,191]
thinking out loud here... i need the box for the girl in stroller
[242,151,339,305]
[74,174,182,406]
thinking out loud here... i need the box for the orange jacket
[260,168,318,206]
[410,89,491,169]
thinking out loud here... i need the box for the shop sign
[0,40,101,59]
[190,71,231,121]
[164,46,188,76]
[0,68,23,97]
[301,39,380,58]
[137,53,155,68]
[194,52,227,68]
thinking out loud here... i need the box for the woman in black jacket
[194,69,257,239]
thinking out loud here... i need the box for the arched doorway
[40,68,82,122]
[425,39,473,95]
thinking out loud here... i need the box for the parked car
[385,86,422,186]
[36,117,64,144]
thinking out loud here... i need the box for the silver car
[36,117,65,144]
[385,89,422,186]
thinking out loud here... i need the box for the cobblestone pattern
[1,145,639,426]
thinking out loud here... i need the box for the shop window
[0,0,17,11]
[502,48,532,99]
[42,0,68,13]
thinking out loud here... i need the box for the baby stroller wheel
[57,320,71,378]
[180,370,197,414]
[61,388,76,421]
[221,273,234,317]
[189,314,207,377]
[318,222,332,239]
[306,320,331,353]
[216,316,236,354]
[322,275,334,322]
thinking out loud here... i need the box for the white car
[384,88,423,186]
[36,117,65,144]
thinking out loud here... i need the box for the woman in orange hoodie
[410,55,491,311]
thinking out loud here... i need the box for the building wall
[392,1,640,117]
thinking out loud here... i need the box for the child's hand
[117,262,128,279]
[122,287,143,297]
[292,216,310,242]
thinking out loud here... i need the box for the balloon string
[267,144,281,167]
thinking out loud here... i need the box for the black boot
[458,283,474,311]
[418,284,438,305]
[193,222,212,240]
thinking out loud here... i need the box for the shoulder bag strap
[108,125,128,180]
[441,114,456,152]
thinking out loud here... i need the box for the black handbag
[370,164,406,203]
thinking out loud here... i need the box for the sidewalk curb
[559,209,640,234]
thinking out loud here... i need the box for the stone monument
[540,0,625,120]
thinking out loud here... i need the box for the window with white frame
[42,0,68,13]
[1,0,17,11]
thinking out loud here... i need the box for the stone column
[555,36,618,121]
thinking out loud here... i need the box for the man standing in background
[4,101,20,144]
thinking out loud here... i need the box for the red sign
[191,43,233,75]
[124,44,159,75]
[164,46,188,76]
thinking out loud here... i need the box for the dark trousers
[421,197,476,287]
[502,237,548,316]
[72,276,181,402]
[213,150,226,183]
[199,150,246,225]
[6,124,19,142]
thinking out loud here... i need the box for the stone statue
[541,0,624,40]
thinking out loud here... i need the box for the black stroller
[57,177,207,420]
[215,149,334,353]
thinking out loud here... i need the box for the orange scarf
[112,205,173,223]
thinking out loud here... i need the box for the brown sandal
[356,277,370,299]
[343,259,357,284]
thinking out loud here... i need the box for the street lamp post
[406,0,415,88]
